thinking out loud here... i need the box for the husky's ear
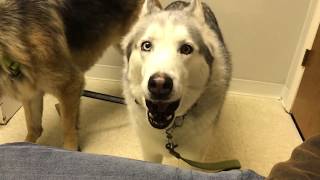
[185,0,205,22]
[140,0,161,17]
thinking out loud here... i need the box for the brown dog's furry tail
[0,0,70,67]
[0,1,30,66]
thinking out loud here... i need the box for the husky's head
[122,0,226,129]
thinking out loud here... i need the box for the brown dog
[0,0,161,150]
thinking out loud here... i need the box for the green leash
[165,117,241,172]
[166,143,241,172]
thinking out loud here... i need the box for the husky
[122,0,231,163]
[0,0,162,150]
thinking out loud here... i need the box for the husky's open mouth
[146,99,180,129]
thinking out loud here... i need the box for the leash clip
[165,115,184,159]
[165,142,181,159]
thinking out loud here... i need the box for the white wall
[87,0,311,95]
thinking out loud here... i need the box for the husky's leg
[142,148,163,163]
[23,92,44,143]
[138,131,163,163]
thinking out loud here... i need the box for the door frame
[282,0,320,112]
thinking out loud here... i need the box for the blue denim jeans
[0,143,264,180]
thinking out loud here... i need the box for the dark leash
[165,116,241,172]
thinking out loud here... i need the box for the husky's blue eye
[179,44,193,55]
[141,41,152,51]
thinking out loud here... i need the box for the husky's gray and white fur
[122,0,231,163]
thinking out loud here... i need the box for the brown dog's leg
[23,92,44,143]
[54,73,84,151]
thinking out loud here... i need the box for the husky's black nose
[148,73,173,100]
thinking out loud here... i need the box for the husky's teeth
[148,112,154,118]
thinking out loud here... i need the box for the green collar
[2,56,21,78]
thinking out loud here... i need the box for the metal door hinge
[302,49,311,67]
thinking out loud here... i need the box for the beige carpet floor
[0,78,302,176]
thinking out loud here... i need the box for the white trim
[282,0,320,112]
[85,64,122,82]
[229,79,283,99]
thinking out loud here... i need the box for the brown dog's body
[0,0,157,150]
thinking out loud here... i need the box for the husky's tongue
[146,100,180,129]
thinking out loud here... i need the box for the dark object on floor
[82,90,125,105]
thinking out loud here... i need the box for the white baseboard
[86,64,122,82]
[229,78,283,99]
[86,65,284,98]
[281,86,291,112]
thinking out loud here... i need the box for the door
[292,24,320,140]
